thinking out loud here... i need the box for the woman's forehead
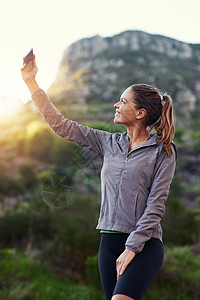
[121,87,133,100]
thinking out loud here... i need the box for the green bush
[85,252,102,290]
[83,121,126,133]
[53,135,80,168]
[0,175,24,196]
[38,168,74,208]
[18,163,38,189]
[144,245,200,300]
[0,165,24,195]
[174,126,185,144]
[162,174,200,246]
[39,169,65,189]
[15,132,27,156]
[40,195,100,276]
[26,121,55,162]
[0,249,104,300]
[29,210,57,245]
[0,192,101,277]
[162,195,200,246]
[0,211,30,248]
[190,130,200,153]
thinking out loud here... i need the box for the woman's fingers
[116,248,136,280]
[21,54,38,82]
[116,258,129,279]
[21,55,36,70]
[116,260,127,280]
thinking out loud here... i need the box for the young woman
[21,56,177,300]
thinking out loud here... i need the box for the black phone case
[23,49,34,64]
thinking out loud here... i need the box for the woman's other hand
[116,248,136,280]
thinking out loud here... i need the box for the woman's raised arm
[20,55,112,158]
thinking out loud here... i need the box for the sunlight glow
[0,96,23,121]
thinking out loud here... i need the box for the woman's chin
[114,117,121,124]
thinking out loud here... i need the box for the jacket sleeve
[125,144,177,254]
[31,89,112,157]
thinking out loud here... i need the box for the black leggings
[98,233,164,300]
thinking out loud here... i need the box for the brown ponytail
[130,84,175,157]
[155,94,175,157]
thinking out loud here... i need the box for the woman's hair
[130,84,175,157]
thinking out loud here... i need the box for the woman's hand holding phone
[21,49,38,83]
[23,49,34,65]
[21,49,40,94]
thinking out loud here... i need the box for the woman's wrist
[25,78,40,95]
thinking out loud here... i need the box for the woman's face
[114,87,144,126]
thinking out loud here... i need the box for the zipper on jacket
[125,136,152,161]
[126,150,132,161]
[126,150,133,161]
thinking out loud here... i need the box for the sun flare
[0,96,23,122]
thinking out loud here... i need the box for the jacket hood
[123,132,177,159]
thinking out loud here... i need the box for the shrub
[26,121,55,162]
[162,195,200,246]
[85,252,102,290]
[174,126,185,144]
[162,174,200,246]
[0,211,30,248]
[0,166,24,195]
[53,135,80,168]
[38,169,74,208]
[144,245,200,300]
[82,121,126,133]
[190,130,200,154]
[18,163,38,189]
[40,195,101,276]
[0,248,105,300]
[15,132,27,156]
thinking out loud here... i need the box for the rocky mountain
[48,30,200,122]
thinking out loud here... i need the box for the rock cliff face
[48,30,200,121]
[62,31,195,63]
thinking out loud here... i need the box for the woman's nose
[114,101,120,109]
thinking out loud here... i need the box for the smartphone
[23,49,34,65]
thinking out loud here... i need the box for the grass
[0,248,104,300]
[143,245,200,300]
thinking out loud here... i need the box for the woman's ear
[136,108,147,120]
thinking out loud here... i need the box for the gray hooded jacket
[32,89,177,254]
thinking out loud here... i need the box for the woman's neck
[127,127,150,143]
[127,127,150,151]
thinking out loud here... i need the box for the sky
[0,0,200,104]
